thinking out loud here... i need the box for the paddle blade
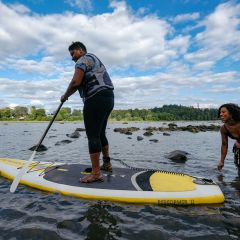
[10,150,37,193]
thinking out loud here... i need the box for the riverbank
[0,119,222,123]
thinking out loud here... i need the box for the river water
[0,121,239,240]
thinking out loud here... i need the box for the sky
[0,0,240,112]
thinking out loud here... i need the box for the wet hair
[68,41,87,52]
[218,103,240,121]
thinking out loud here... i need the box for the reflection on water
[0,122,240,240]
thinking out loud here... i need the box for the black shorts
[233,143,240,168]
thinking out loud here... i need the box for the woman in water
[218,103,240,173]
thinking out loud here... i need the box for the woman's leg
[99,94,114,171]
[81,90,113,182]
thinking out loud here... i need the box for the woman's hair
[218,103,240,121]
[68,41,87,52]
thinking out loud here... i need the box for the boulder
[166,150,189,162]
[163,132,171,136]
[144,127,159,132]
[168,123,178,129]
[66,131,80,138]
[143,131,153,136]
[137,136,144,141]
[125,131,133,135]
[114,127,140,134]
[75,128,85,132]
[29,144,48,152]
[55,140,72,146]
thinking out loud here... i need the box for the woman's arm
[61,68,84,102]
[218,125,228,171]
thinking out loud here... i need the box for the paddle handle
[10,102,64,193]
[10,150,37,193]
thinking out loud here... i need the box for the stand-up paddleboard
[0,158,224,205]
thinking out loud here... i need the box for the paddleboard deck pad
[0,158,224,205]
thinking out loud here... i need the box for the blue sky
[0,0,240,112]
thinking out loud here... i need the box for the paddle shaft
[10,102,64,193]
[34,102,64,151]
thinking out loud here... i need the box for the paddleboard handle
[10,102,64,193]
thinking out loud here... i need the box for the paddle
[10,102,64,193]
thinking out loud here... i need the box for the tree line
[0,104,219,121]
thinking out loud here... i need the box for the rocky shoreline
[114,123,221,135]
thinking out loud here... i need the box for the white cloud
[9,103,18,109]
[30,99,44,107]
[186,1,240,70]
[0,1,178,70]
[0,1,239,110]
[172,12,200,23]
[209,86,240,93]
[8,3,31,14]
[196,2,240,48]
[193,61,215,70]
[0,64,239,110]
[7,57,60,76]
[65,0,92,12]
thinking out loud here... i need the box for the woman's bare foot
[80,173,103,183]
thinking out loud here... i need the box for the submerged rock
[29,144,48,152]
[125,131,133,135]
[114,127,140,134]
[137,136,144,141]
[143,131,153,136]
[75,128,85,132]
[166,150,189,162]
[66,131,80,138]
[55,140,72,146]
[168,123,178,129]
[144,127,159,132]
[163,132,171,136]
[49,135,57,138]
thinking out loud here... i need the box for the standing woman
[61,41,114,183]
[218,103,240,173]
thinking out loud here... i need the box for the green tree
[14,106,28,117]
[1,107,13,119]
[35,108,46,120]
[71,109,83,120]
[30,106,37,120]
[59,107,71,120]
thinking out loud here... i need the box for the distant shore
[0,120,222,123]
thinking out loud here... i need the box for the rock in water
[75,128,85,132]
[166,150,189,162]
[163,132,171,136]
[29,144,48,152]
[55,140,72,146]
[143,131,153,136]
[137,136,144,141]
[66,131,80,138]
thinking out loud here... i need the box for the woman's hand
[60,95,68,102]
[217,160,224,171]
